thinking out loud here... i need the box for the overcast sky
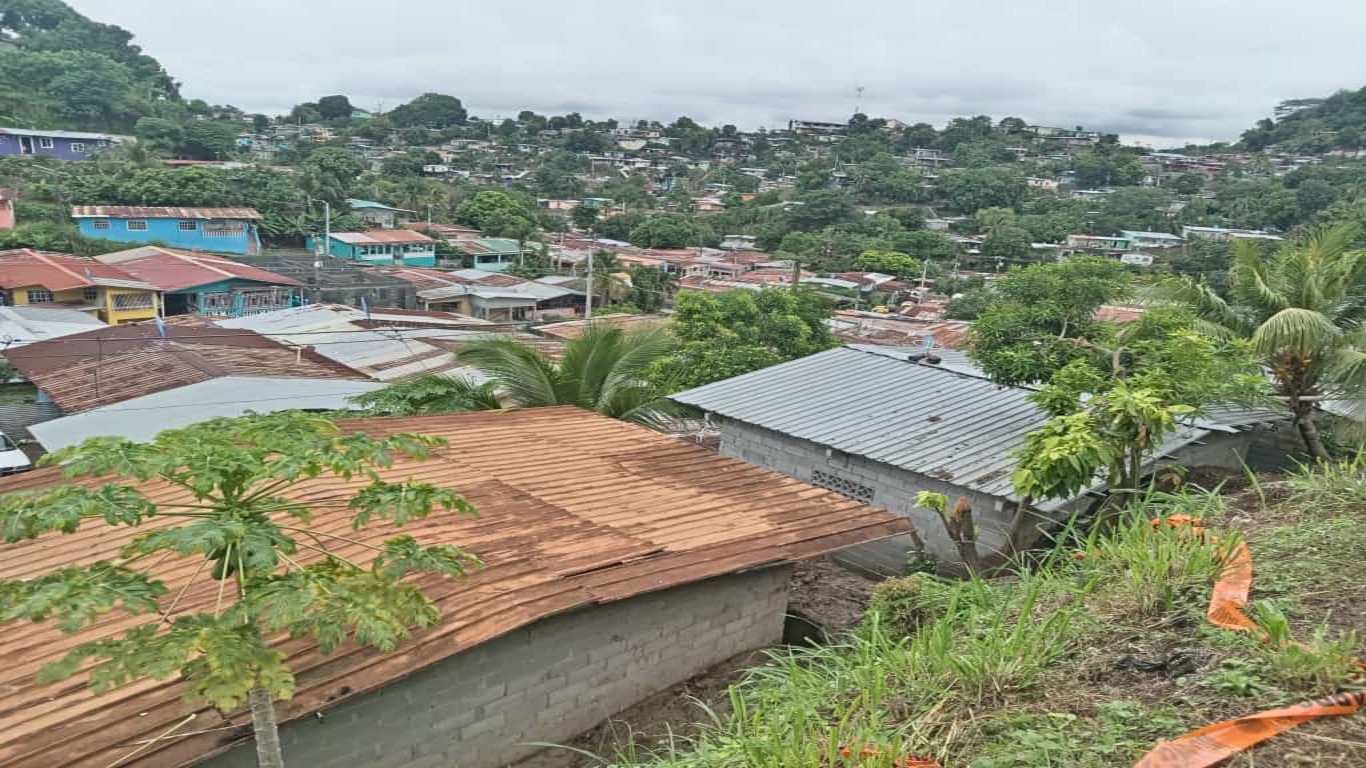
[69,0,1366,147]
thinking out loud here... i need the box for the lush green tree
[626,265,671,313]
[940,168,1027,214]
[890,229,958,262]
[1171,173,1206,195]
[1071,149,1146,188]
[316,94,354,121]
[654,289,837,389]
[980,225,1035,264]
[178,120,239,160]
[387,92,467,129]
[569,204,599,231]
[591,211,645,242]
[967,257,1132,386]
[300,145,365,202]
[133,116,183,152]
[287,102,322,124]
[1090,188,1174,234]
[856,250,922,279]
[943,287,994,320]
[0,412,478,768]
[1012,322,1263,505]
[974,206,1017,239]
[787,189,856,231]
[629,213,699,249]
[1162,225,1366,458]
[455,190,538,237]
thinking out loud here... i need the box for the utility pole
[790,256,801,291]
[427,204,433,228]
[585,248,595,320]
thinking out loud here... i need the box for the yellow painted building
[0,249,160,324]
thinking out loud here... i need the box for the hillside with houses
[1,2,1365,768]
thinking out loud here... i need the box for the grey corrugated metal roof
[28,376,386,452]
[673,346,1044,500]
[673,346,1276,503]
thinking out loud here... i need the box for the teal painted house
[72,206,263,255]
[96,246,303,317]
[308,230,438,267]
[459,238,526,272]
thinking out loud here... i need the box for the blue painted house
[0,128,128,160]
[72,206,264,256]
[307,230,437,267]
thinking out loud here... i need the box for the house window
[113,293,154,310]
[203,220,245,237]
[92,220,110,231]
[38,137,54,149]
[178,220,198,231]
[70,143,86,153]
[26,289,54,304]
[83,287,99,301]
[810,470,876,505]
[126,220,148,231]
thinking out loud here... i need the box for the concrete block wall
[718,418,1012,575]
[202,566,790,768]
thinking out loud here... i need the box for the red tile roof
[69,206,262,220]
[3,323,366,413]
[0,250,155,292]
[0,407,910,768]
[95,247,301,292]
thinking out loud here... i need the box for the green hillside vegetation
[1242,87,1366,153]
[0,0,180,132]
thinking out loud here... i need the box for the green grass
[588,467,1366,768]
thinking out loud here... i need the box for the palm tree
[351,326,679,426]
[349,376,500,416]
[1164,224,1366,459]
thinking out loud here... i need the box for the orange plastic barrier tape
[1134,690,1366,768]
[1206,540,1261,636]
[838,743,941,767]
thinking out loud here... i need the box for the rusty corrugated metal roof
[95,247,301,292]
[3,324,367,413]
[0,249,157,292]
[0,407,909,768]
[70,206,263,220]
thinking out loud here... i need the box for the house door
[19,137,34,155]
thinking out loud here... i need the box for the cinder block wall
[717,418,1019,574]
[202,566,791,768]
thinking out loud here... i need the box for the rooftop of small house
[0,407,909,768]
[3,322,366,413]
[95,246,301,292]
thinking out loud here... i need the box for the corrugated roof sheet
[0,407,909,768]
[674,347,1046,499]
[329,230,434,246]
[70,206,262,220]
[3,323,366,413]
[216,305,499,382]
[674,347,1283,503]
[0,306,105,348]
[0,249,157,292]
[28,376,386,452]
[94,247,301,292]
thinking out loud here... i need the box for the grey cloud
[68,0,1366,142]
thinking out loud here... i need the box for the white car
[0,431,32,476]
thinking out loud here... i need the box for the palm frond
[349,375,500,416]
[1251,307,1342,357]
[595,329,677,413]
[457,337,562,407]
